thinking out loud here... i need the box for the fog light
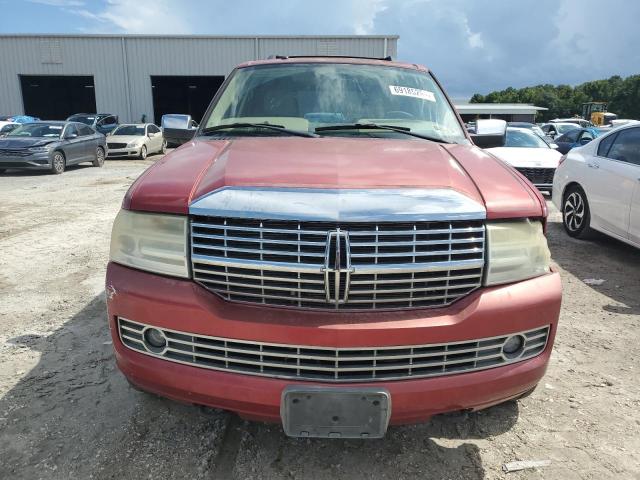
[143,327,167,353]
[502,335,525,359]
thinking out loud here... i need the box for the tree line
[469,74,640,121]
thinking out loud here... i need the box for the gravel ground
[0,158,639,479]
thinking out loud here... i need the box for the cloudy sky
[1,0,639,98]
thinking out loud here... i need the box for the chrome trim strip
[189,187,487,222]
[118,317,550,383]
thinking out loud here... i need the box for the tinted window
[597,132,618,157]
[102,116,117,125]
[65,124,78,137]
[78,125,94,136]
[559,130,580,143]
[148,124,160,133]
[607,128,640,165]
[68,115,95,125]
[556,124,579,134]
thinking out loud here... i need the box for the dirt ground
[0,157,639,480]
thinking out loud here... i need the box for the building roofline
[0,33,399,40]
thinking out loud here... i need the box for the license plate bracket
[281,386,391,439]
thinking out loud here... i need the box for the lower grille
[107,142,127,149]
[515,167,555,186]
[118,318,550,383]
[0,149,31,157]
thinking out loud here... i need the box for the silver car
[106,123,166,159]
[0,121,107,174]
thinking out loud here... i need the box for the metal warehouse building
[0,34,398,124]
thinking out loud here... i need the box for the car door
[555,129,580,154]
[77,124,97,160]
[147,124,162,152]
[586,127,640,239]
[61,124,85,164]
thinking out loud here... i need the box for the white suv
[552,123,640,247]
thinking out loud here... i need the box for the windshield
[202,63,467,143]
[504,128,549,148]
[68,115,95,125]
[162,115,191,129]
[7,123,63,138]
[113,125,145,136]
[556,124,579,134]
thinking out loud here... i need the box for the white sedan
[552,123,640,247]
[106,123,166,159]
[486,127,563,192]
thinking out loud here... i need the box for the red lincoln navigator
[106,56,561,438]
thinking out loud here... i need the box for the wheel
[562,185,592,238]
[92,146,105,167]
[160,140,167,155]
[139,145,147,160]
[50,151,66,174]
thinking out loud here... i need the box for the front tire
[139,145,147,160]
[92,146,105,167]
[50,151,65,174]
[160,140,167,155]
[562,185,592,238]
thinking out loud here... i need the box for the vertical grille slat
[191,216,485,311]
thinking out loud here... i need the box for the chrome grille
[118,318,550,382]
[191,216,485,310]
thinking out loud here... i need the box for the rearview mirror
[470,119,507,148]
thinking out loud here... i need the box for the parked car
[0,122,19,137]
[553,123,640,247]
[553,127,602,154]
[507,121,546,138]
[106,123,166,159]
[67,113,119,135]
[486,127,563,192]
[8,115,41,124]
[550,118,592,128]
[161,114,198,146]
[0,121,106,174]
[107,56,560,439]
[541,122,579,139]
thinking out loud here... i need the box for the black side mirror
[470,119,507,148]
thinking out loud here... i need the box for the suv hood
[125,137,544,219]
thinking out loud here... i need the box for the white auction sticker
[388,85,436,102]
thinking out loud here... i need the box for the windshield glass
[162,115,191,129]
[202,63,467,143]
[68,115,95,125]
[113,125,145,136]
[556,124,579,134]
[504,128,549,148]
[7,123,63,138]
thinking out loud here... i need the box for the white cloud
[28,0,84,6]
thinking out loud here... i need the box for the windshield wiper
[315,123,450,143]
[200,123,318,138]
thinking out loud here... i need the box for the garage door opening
[151,75,225,125]
[20,75,96,120]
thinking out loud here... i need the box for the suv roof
[237,55,428,72]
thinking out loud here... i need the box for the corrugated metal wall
[0,35,398,123]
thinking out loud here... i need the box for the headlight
[485,219,551,286]
[29,146,51,152]
[109,210,188,278]
[127,139,143,147]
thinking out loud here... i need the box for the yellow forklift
[582,102,617,126]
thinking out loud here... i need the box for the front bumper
[0,152,51,170]
[106,262,561,425]
[107,147,141,158]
